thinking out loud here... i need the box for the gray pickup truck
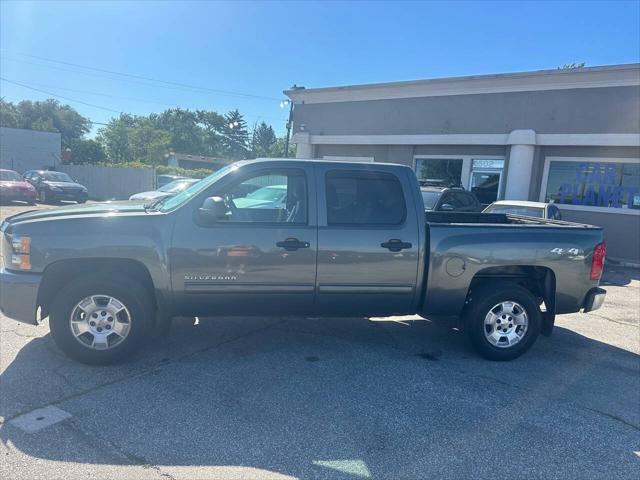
[0,159,607,364]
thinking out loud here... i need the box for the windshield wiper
[144,195,169,211]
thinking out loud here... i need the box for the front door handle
[381,239,412,252]
[276,238,310,251]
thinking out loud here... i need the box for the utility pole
[282,85,304,158]
[283,99,293,158]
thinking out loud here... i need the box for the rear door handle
[276,238,310,251]
[381,239,412,252]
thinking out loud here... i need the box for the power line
[1,77,288,130]
[1,77,288,124]
[0,77,122,113]
[18,80,288,122]
[1,51,283,102]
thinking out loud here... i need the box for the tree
[0,98,20,128]
[223,109,250,160]
[269,136,296,158]
[8,99,90,147]
[148,108,204,155]
[251,122,276,158]
[68,138,107,165]
[97,113,136,163]
[196,110,226,157]
[129,120,171,165]
[557,62,586,70]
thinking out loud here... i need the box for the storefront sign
[557,162,639,208]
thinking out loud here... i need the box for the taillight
[590,242,606,280]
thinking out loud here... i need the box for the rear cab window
[325,170,406,225]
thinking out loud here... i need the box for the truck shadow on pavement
[1,315,639,479]
[599,264,640,287]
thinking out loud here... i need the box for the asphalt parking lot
[0,201,638,480]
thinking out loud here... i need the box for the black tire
[49,275,154,365]
[464,282,541,361]
[77,198,87,204]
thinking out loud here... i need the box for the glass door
[469,159,504,206]
[470,171,501,205]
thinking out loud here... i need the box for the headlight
[10,235,31,270]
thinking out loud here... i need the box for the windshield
[0,170,22,181]
[421,191,441,210]
[159,164,236,212]
[41,171,74,182]
[245,185,287,202]
[158,179,198,193]
[484,205,545,218]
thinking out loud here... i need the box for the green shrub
[85,161,216,179]
[155,165,213,179]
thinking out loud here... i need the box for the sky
[1,0,639,136]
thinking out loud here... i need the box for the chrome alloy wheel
[483,301,529,348]
[69,295,131,350]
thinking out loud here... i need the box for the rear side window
[441,193,463,209]
[455,192,476,207]
[325,170,406,225]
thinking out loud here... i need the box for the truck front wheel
[49,276,154,365]
[465,282,541,361]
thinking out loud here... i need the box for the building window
[542,158,640,211]
[415,158,462,185]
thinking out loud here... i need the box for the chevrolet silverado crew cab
[0,159,607,364]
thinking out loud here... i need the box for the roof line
[284,64,640,103]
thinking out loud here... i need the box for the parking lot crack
[1,318,288,424]
[64,418,176,480]
[470,371,640,433]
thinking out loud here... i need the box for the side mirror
[197,196,227,224]
[440,203,455,211]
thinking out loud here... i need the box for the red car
[0,169,37,205]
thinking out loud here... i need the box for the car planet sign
[558,163,639,208]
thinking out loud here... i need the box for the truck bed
[425,211,597,227]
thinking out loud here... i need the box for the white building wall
[0,127,61,173]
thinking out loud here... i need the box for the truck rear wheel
[49,276,154,365]
[465,282,541,361]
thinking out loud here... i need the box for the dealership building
[286,64,640,263]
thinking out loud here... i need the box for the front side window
[544,160,640,210]
[326,170,406,225]
[222,170,307,224]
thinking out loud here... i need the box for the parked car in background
[0,169,37,205]
[420,181,482,212]
[129,178,199,202]
[156,174,187,189]
[483,201,562,220]
[23,170,88,204]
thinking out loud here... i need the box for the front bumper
[0,268,41,324]
[583,287,606,312]
[51,191,88,202]
[0,190,36,202]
